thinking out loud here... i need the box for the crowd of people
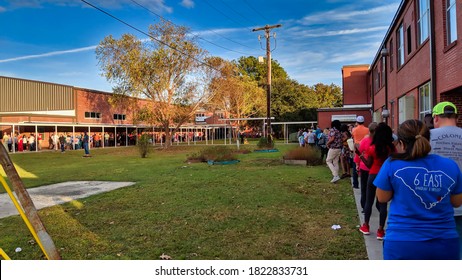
[319,101,461,260]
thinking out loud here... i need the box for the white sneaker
[331,176,341,183]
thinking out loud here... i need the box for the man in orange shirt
[351,116,369,188]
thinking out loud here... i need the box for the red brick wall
[433,0,462,95]
[342,65,370,105]
[75,88,151,125]
[440,87,462,126]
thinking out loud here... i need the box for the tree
[311,83,343,108]
[205,57,265,138]
[96,19,209,148]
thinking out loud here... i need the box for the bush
[137,134,152,158]
[283,146,322,166]
[187,146,237,162]
[256,136,275,149]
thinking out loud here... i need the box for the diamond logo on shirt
[394,167,455,210]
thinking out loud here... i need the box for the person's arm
[359,153,373,168]
[326,135,334,148]
[451,193,462,208]
[377,188,393,203]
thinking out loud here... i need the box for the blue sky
[0,0,401,92]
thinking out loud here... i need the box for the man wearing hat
[430,101,462,259]
[351,116,369,189]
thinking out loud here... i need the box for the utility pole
[252,24,281,142]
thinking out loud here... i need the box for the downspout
[429,0,437,105]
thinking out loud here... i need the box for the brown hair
[391,119,431,161]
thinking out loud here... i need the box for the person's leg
[352,161,359,188]
[331,149,341,177]
[363,175,377,224]
[360,169,369,209]
[325,149,336,176]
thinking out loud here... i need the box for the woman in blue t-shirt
[374,119,462,259]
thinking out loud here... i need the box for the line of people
[323,101,462,260]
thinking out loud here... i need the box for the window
[418,0,429,44]
[398,95,415,124]
[419,83,432,121]
[407,26,412,54]
[373,65,379,93]
[113,114,126,120]
[446,0,457,45]
[397,24,405,67]
[84,112,101,119]
[389,39,394,71]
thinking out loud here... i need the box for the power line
[128,0,257,55]
[80,0,221,72]
[242,0,270,23]
[216,0,259,26]
[200,0,252,32]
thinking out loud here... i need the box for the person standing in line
[318,128,329,162]
[326,120,343,183]
[375,119,462,259]
[354,122,378,211]
[429,101,462,259]
[59,134,66,153]
[352,116,369,189]
[358,122,395,240]
[82,131,91,157]
[28,134,35,151]
[340,124,352,179]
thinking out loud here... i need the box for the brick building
[317,65,372,129]
[370,0,462,132]
[319,0,462,131]
[0,76,231,152]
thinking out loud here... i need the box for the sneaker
[376,229,385,240]
[330,176,341,183]
[359,223,370,235]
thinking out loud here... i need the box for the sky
[0,0,401,92]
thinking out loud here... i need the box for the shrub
[283,146,322,166]
[187,146,237,162]
[256,136,275,149]
[137,134,152,158]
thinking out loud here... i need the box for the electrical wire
[128,0,257,55]
[200,0,253,32]
[216,0,259,26]
[242,0,270,23]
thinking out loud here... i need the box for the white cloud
[180,0,194,9]
[298,26,389,38]
[0,6,6,12]
[0,46,96,63]
[299,3,399,25]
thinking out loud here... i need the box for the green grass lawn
[0,144,367,260]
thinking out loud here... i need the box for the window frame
[418,82,432,121]
[397,24,405,67]
[446,0,457,45]
[84,111,102,119]
[417,0,430,45]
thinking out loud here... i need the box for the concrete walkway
[352,187,384,260]
[0,181,135,219]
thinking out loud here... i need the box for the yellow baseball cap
[432,101,457,117]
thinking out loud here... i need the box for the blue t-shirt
[374,154,462,241]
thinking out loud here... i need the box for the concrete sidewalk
[0,181,135,219]
[352,187,384,260]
